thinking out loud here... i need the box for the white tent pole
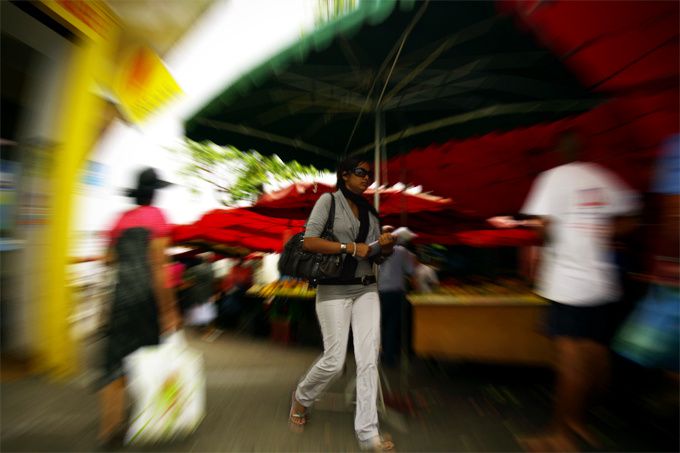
[374,109,381,211]
[382,114,388,190]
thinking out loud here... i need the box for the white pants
[295,290,381,442]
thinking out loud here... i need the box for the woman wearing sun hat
[97,167,181,446]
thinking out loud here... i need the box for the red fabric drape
[252,182,454,219]
[172,208,305,253]
[384,1,678,219]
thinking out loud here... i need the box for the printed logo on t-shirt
[576,188,608,208]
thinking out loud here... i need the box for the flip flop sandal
[359,434,395,451]
[288,391,308,433]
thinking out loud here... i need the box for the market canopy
[172,202,539,251]
[184,0,600,169]
[251,181,453,219]
[173,182,535,251]
[499,0,678,96]
[185,0,677,219]
[384,0,679,217]
[172,208,305,254]
[385,95,679,218]
[172,183,460,252]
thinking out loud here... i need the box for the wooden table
[409,293,554,366]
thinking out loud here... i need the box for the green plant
[176,139,324,206]
[315,0,359,25]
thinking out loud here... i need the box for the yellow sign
[114,46,183,124]
[40,0,118,42]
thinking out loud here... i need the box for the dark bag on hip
[278,194,342,283]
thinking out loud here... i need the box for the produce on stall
[410,277,542,304]
[247,278,315,299]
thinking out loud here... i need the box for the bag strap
[322,193,336,236]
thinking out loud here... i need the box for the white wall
[74,0,318,247]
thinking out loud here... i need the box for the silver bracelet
[352,242,357,257]
[340,243,347,254]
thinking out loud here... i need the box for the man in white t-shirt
[490,131,639,451]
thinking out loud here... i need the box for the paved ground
[1,329,678,452]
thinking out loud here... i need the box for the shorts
[546,300,623,344]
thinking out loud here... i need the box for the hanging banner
[39,0,118,42]
[113,46,183,124]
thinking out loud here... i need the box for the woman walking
[289,158,396,451]
[97,167,181,446]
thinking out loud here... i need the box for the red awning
[255,182,335,211]
[386,94,679,218]
[497,1,678,95]
[174,183,461,251]
[384,1,678,219]
[174,198,542,250]
[252,182,454,219]
[453,229,540,248]
[172,208,305,253]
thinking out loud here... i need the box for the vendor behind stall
[413,255,439,293]
[216,258,253,328]
[378,225,415,367]
[182,254,216,328]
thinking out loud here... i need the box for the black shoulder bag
[278,194,343,284]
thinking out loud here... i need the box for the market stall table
[246,282,320,346]
[409,288,554,366]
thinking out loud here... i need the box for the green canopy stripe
[185,1,601,170]
[188,0,399,124]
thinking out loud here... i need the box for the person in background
[221,257,253,294]
[613,134,679,375]
[183,254,217,333]
[98,167,181,446]
[413,255,439,293]
[378,225,415,368]
[217,257,253,328]
[289,157,396,451]
[490,131,640,451]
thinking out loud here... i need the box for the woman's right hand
[352,242,370,259]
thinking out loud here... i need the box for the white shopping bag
[124,331,205,445]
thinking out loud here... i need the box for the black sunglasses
[352,167,373,179]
